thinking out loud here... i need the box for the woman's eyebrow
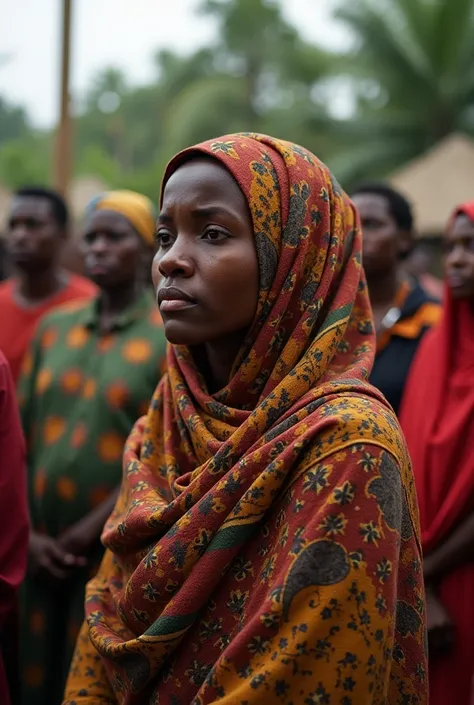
[157,213,173,224]
[189,205,230,218]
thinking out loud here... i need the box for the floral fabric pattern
[64,133,427,704]
[19,291,166,705]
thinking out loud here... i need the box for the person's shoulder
[278,388,407,464]
[296,392,417,520]
[0,278,14,300]
[39,297,93,328]
[0,349,14,393]
[67,273,98,297]
[418,299,442,330]
[321,389,402,427]
[330,391,405,455]
[401,281,442,332]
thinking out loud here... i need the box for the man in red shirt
[0,187,96,382]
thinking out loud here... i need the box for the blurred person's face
[7,196,63,272]
[405,247,432,277]
[352,193,412,279]
[153,157,259,347]
[81,210,146,288]
[444,214,474,300]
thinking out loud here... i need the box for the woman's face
[153,158,259,347]
[82,210,145,287]
[445,214,474,300]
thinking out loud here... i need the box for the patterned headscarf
[66,134,423,704]
[86,189,156,245]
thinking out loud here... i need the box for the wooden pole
[54,0,72,196]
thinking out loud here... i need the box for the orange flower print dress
[64,134,428,704]
[18,290,166,705]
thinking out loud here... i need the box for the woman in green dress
[19,191,167,705]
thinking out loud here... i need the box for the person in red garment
[400,200,474,704]
[0,187,96,382]
[0,350,29,705]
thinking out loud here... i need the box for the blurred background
[2,0,474,243]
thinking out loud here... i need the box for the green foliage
[0,136,50,189]
[331,0,474,184]
[75,144,118,185]
[1,0,474,198]
[0,98,30,143]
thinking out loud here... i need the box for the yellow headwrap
[89,189,156,245]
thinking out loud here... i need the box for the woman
[19,191,167,705]
[0,351,29,705]
[400,201,474,705]
[64,134,427,704]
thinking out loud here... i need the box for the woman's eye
[155,230,172,246]
[203,228,228,241]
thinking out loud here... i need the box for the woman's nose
[448,243,467,267]
[157,237,194,279]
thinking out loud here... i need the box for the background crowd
[0,0,473,704]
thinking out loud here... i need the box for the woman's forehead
[449,213,474,237]
[162,158,248,213]
[85,208,132,231]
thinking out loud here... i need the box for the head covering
[71,135,423,703]
[401,200,474,552]
[86,189,156,245]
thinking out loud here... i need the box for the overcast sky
[0,0,348,127]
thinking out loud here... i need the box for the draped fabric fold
[65,134,426,704]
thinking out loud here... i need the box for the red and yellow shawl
[64,134,427,704]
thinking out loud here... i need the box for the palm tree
[328,0,474,185]
[159,0,334,156]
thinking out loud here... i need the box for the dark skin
[154,158,259,393]
[81,209,152,330]
[423,214,474,653]
[29,209,149,585]
[352,193,413,332]
[404,244,433,279]
[7,196,69,304]
[444,214,474,303]
[0,238,10,281]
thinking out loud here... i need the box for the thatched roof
[390,133,474,237]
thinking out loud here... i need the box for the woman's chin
[162,320,204,347]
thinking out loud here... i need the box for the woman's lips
[157,286,197,312]
[89,265,109,275]
[447,275,467,289]
[159,299,197,312]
